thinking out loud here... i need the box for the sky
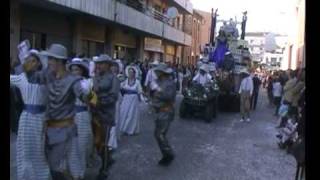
[190,0,298,35]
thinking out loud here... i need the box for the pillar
[137,36,145,62]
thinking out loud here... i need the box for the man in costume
[23,44,94,180]
[91,54,120,179]
[152,63,177,166]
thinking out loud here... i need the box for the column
[137,36,145,62]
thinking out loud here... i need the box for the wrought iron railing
[117,0,172,27]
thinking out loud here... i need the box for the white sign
[17,40,30,64]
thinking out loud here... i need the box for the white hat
[24,49,48,70]
[125,65,139,79]
[67,58,89,76]
[199,64,209,73]
[150,60,160,66]
[94,54,115,64]
[154,63,173,74]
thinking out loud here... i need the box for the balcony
[45,0,191,46]
[171,0,193,14]
[115,2,163,37]
[116,0,191,46]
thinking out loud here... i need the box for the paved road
[11,89,296,180]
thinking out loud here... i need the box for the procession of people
[10,42,181,180]
[10,40,306,180]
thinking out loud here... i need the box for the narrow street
[10,89,296,180]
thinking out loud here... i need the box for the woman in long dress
[119,65,143,135]
[10,50,51,180]
[108,60,124,150]
[67,58,93,178]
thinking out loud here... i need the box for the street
[10,89,296,180]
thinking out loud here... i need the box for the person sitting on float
[192,64,212,86]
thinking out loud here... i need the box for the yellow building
[283,0,305,70]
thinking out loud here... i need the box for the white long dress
[73,79,93,178]
[10,73,51,180]
[108,92,123,149]
[119,79,143,135]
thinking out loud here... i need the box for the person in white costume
[10,49,51,180]
[192,64,213,86]
[119,65,143,135]
[108,60,123,150]
[67,57,94,178]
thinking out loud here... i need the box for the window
[82,40,105,57]
[20,30,47,50]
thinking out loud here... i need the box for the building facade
[181,9,203,65]
[10,0,193,65]
[197,10,212,53]
[246,32,288,70]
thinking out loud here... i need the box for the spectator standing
[251,73,262,110]
[239,69,253,122]
[273,76,283,116]
[267,74,274,106]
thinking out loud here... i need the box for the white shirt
[273,82,282,97]
[192,73,212,86]
[144,68,158,89]
[239,76,254,95]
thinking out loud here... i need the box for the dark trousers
[154,111,174,157]
[250,91,259,110]
[274,97,282,115]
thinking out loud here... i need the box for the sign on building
[144,37,163,53]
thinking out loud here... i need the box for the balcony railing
[117,0,174,28]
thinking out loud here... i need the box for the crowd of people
[10,42,305,180]
[10,43,178,180]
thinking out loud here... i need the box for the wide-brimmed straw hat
[40,44,68,60]
[154,63,173,74]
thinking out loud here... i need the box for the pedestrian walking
[23,44,94,180]
[91,54,120,179]
[151,63,176,166]
[10,49,51,180]
[239,69,253,122]
[251,73,261,110]
[144,60,159,98]
[67,57,93,178]
[119,65,143,135]
[267,74,274,106]
[273,77,283,116]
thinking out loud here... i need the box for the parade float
[202,10,252,112]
